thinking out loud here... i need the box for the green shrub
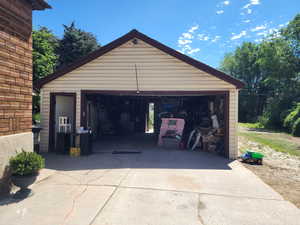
[258,115,270,128]
[284,103,300,132]
[260,97,297,129]
[292,118,300,137]
[9,151,45,176]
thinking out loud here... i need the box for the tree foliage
[292,118,300,137]
[32,23,100,115]
[57,22,100,67]
[220,14,300,130]
[282,14,300,58]
[284,103,300,132]
[32,27,59,81]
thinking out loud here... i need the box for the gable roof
[35,29,244,89]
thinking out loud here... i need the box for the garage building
[36,30,244,159]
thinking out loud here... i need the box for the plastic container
[250,152,264,159]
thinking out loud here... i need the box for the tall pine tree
[57,22,100,67]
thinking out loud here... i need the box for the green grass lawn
[239,131,300,157]
[239,122,264,129]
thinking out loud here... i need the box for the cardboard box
[70,147,80,157]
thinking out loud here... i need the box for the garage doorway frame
[49,92,77,152]
[80,90,230,157]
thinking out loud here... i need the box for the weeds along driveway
[0,149,300,225]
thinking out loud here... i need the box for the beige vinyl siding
[42,39,235,91]
[40,38,239,158]
[40,89,48,152]
[229,89,238,159]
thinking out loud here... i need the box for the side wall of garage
[39,39,239,158]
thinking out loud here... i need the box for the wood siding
[40,39,239,158]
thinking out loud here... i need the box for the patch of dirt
[243,163,300,208]
[238,135,300,208]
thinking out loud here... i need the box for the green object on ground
[249,151,264,159]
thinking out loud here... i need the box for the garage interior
[82,92,228,156]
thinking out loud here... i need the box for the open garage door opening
[81,91,229,157]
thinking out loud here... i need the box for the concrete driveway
[0,149,299,225]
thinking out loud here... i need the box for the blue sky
[33,0,300,68]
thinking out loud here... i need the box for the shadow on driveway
[43,149,233,171]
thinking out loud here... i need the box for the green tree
[282,14,300,58]
[220,42,265,121]
[32,27,59,114]
[257,16,300,128]
[220,13,300,126]
[57,22,100,67]
[33,27,59,81]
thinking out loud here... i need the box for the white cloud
[251,25,267,32]
[178,25,198,47]
[184,45,191,50]
[211,35,221,42]
[242,0,260,14]
[278,23,288,28]
[197,34,210,41]
[187,48,200,54]
[178,39,192,45]
[243,0,260,8]
[188,25,199,33]
[251,0,260,5]
[216,1,230,15]
[182,32,193,39]
[256,27,280,38]
[178,25,201,55]
[243,19,251,23]
[257,31,267,36]
[231,31,247,40]
[243,3,251,9]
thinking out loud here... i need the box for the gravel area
[239,135,300,175]
[238,134,300,208]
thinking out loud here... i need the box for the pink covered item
[158,118,185,146]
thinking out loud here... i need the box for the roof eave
[27,0,52,10]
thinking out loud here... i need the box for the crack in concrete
[52,182,286,202]
[197,194,206,225]
[61,185,89,225]
[59,169,94,225]
[59,168,116,225]
[34,173,54,184]
[88,169,132,225]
